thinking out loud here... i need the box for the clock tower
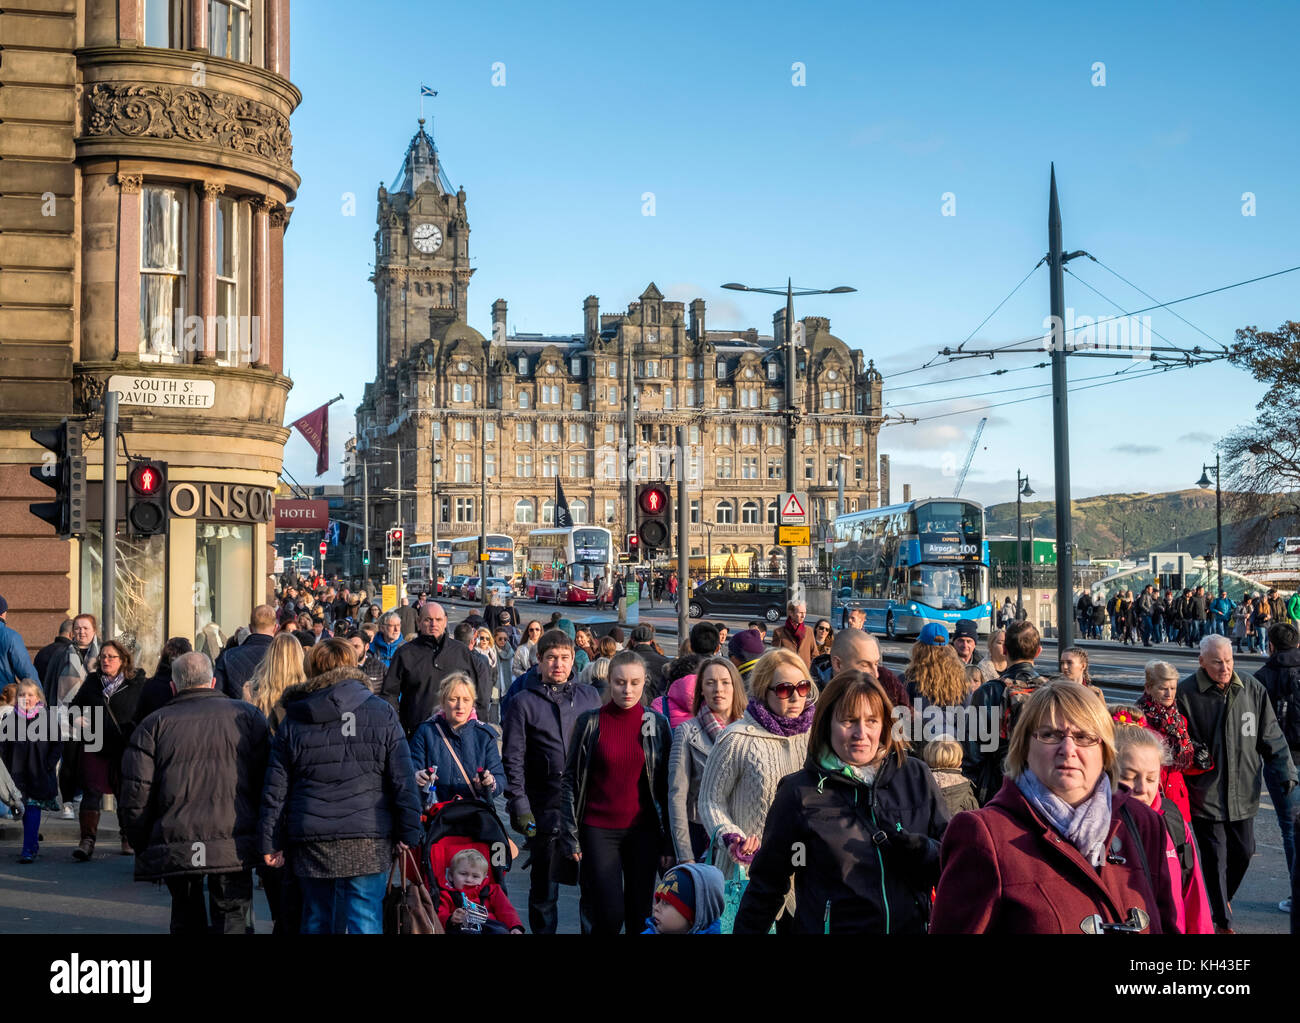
[373,119,474,372]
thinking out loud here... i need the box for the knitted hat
[953,619,978,640]
[555,618,576,640]
[728,628,765,661]
[630,624,655,644]
[655,866,696,926]
[0,594,7,616]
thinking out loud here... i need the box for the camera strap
[437,721,476,791]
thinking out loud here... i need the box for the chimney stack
[584,295,600,344]
[491,299,507,344]
[689,298,706,342]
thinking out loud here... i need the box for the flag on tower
[420,85,437,97]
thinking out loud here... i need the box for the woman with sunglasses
[932,680,1180,934]
[698,648,815,931]
[734,670,950,933]
[512,621,543,677]
[69,639,147,860]
[812,620,834,657]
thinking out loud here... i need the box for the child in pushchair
[419,797,524,934]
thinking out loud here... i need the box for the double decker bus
[448,533,515,581]
[829,497,992,638]
[524,526,614,604]
[406,540,452,593]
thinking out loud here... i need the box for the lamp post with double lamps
[721,279,855,608]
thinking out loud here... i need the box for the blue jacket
[0,620,37,689]
[213,632,274,700]
[370,633,404,672]
[259,666,423,853]
[1211,597,1235,623]
[409,715,506,803]
[501,672,600,829]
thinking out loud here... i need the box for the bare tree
[1222,320,1300,552]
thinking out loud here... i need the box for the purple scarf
[747,697,813,737]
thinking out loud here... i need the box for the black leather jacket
[557,706,672,857]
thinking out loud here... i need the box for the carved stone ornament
[86,83,293,168]
[75,374,107,417]
[117,172,144,193]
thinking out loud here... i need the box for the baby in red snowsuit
[437,848,525,934]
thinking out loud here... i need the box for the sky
[280,0,1299,511]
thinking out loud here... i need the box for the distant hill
[984,490,1300,560]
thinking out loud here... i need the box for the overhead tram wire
[885,362,1167,410]
[908,357,1214,423]
[1063,265,1195,356]
[1084,255,1225,349]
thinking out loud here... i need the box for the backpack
[998,672,1042,742]
[1158,797,1195,894]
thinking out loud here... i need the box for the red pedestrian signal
[635,483,672,554]
[638,485,667,515]
[125,458,168,537]
[129,463,162,496]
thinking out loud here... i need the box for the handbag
[383,845,442,935]
[706,826,774,934]
[436,724,519,861]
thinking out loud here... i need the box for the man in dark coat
[213,605,277,700]
[628,624,671,699]
[119,652,270,934]
[968,620,1043,805]
[396,596,418,639]
[32,619,74,684]
[1177,634,1297,932]
[1256,622,1300,913]
[501,628,600,934]
[382,602,478,736]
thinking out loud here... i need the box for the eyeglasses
[100,653,121,662]
[1032,727,1100,747]
[814,625,831,633]
[769,681,812,699]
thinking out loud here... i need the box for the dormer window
[767,362,778,381]
[518,356,528,374]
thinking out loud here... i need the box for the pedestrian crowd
[1,575,1296,936]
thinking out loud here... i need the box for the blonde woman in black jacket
[558,650,673,935]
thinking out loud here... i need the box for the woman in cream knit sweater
[698,649,814,924]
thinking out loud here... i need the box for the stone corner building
[350,125,886,573]
[0,0,299,665]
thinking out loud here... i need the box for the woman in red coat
[932,680,1180,934]
[1135,660,1195,823]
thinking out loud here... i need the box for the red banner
[274,499,329,530]
[291,403,330,476]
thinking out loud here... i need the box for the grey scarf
[1016,768,1113,867]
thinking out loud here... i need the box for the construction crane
[954,417,987,497]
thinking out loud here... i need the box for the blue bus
[829,497,992,638]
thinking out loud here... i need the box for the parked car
[446,574,472,599]
[686,576,788,622]
[462,577,479,601]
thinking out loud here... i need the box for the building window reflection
[195,523,252,659]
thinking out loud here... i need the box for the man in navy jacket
[213,605,277,699]
[501,628,599,934]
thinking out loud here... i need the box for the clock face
[412,223,443,253]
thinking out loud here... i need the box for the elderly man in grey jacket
[1177,633,1297,933]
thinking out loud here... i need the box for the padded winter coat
[119,687,269,879]
[259,666,423,854]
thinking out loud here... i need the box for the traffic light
[362,548,371,566]
[29,420,86,538]
[125,459,168,537]
[626,532,640,561]
[385,528,404,559]
[636,483,671,555]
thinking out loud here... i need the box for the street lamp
[1016,470,1034,619]
[721,279,856,606]
[1197,453,1223,596]
[703,519,715,579]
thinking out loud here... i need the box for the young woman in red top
[558,650,673,934]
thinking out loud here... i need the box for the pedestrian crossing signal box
[636,483,671,554]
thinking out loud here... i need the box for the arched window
[716,500,734,525]
[741,500,759,524]
[514,499,535,524]
[570,499,587,524]
[542,499,555,525]
[765,500,778,525]
[518,391,529,409]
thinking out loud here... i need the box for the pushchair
[416,796,516,924]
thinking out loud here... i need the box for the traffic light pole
[362,455,370,592]
[102,391,119,642]
[676,426,689,641]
